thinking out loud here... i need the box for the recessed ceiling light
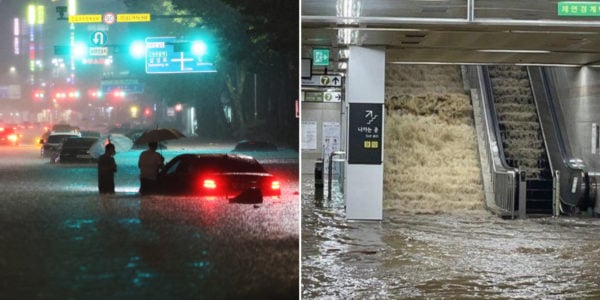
[477,49,552,54]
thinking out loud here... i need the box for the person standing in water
[138,141,164,195]
[98,143,117,194]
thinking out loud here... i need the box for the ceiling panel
[302,0,600,70]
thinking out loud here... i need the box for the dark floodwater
[302,176,600,299]
[0,145,299,299]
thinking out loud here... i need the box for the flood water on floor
[302,177,600,299]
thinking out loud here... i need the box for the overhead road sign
[145,37,216,74]
[69,14,102,23]
[101,78,144,94]
[91,31,107,46]
[117,13,151,22]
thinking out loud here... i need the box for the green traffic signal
[191,41,207,56]
[129,41,145,59]
[174,40,209,57]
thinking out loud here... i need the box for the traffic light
[32,89,45,100]
[53,88,80,100]
[111,89,126,99]
[129,41,145,59]
[174,40,208,56]
[89,89,103,99]
[191,41,207,56]
[72,42,88,59]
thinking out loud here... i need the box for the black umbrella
[134,128,185,145]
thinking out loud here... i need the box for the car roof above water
[172,153,266,173]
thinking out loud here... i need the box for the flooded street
[0,143,299,299]
[302,177,600,299]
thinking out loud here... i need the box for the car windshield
[62,138,96,148]
[47,135,77,144]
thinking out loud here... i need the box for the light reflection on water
[302,177,600,299]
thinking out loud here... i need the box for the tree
[123,0,298,146]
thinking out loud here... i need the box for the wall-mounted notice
[302,121,317,151]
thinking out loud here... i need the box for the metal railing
[328,151,346,201]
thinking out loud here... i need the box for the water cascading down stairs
[488,66,553,214]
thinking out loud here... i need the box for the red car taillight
[271,180,280,191]
[203,179,217,189]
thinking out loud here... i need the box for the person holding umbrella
[138,141,165,195]
[98,143,117,194]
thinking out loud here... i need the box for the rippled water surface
[302,177,600,299]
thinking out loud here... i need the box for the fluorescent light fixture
[508,29,599,35]
[337,0,361,19]
[477,49,552,54]
[388,61,580,67]
[515,63,579,67]
[389,61,483,65]
[332,27,427,32]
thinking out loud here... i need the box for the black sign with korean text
[348,103,383,164]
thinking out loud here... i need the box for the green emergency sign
[313,48,330,66]
[558,1,600,16]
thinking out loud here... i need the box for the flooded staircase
[488,66,553,215]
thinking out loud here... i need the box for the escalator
[485,66,553,214]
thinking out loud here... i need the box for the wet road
[302,177,600,299]
[0,144,299,299]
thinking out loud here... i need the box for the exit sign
[313,48,330,66]
[558,1,600,16]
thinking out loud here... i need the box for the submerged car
[156,153,281,203]
[40,131,81,158]
[232,140,278,152]
[51,137,97,163]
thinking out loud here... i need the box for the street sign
[301,75,342,87]
[117,13,151,22]
[68,14,102,23]
[101,78,144,94]
[89,47,108,56]
[145,37,216,74]
[91,31,107,46]
[103,12,116,25]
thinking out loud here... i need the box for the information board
[348,103,383,164]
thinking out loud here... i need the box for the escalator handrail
[474,65,518,218]
[538,67,585,172]
[527,66,587,208]
[480,66,519,172]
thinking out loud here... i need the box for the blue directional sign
[101,78,144,94]
[91,31,107,46]
[145,37,216,74]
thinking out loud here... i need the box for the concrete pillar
[345,46,385,220]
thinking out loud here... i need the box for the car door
[158,156,195,194]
